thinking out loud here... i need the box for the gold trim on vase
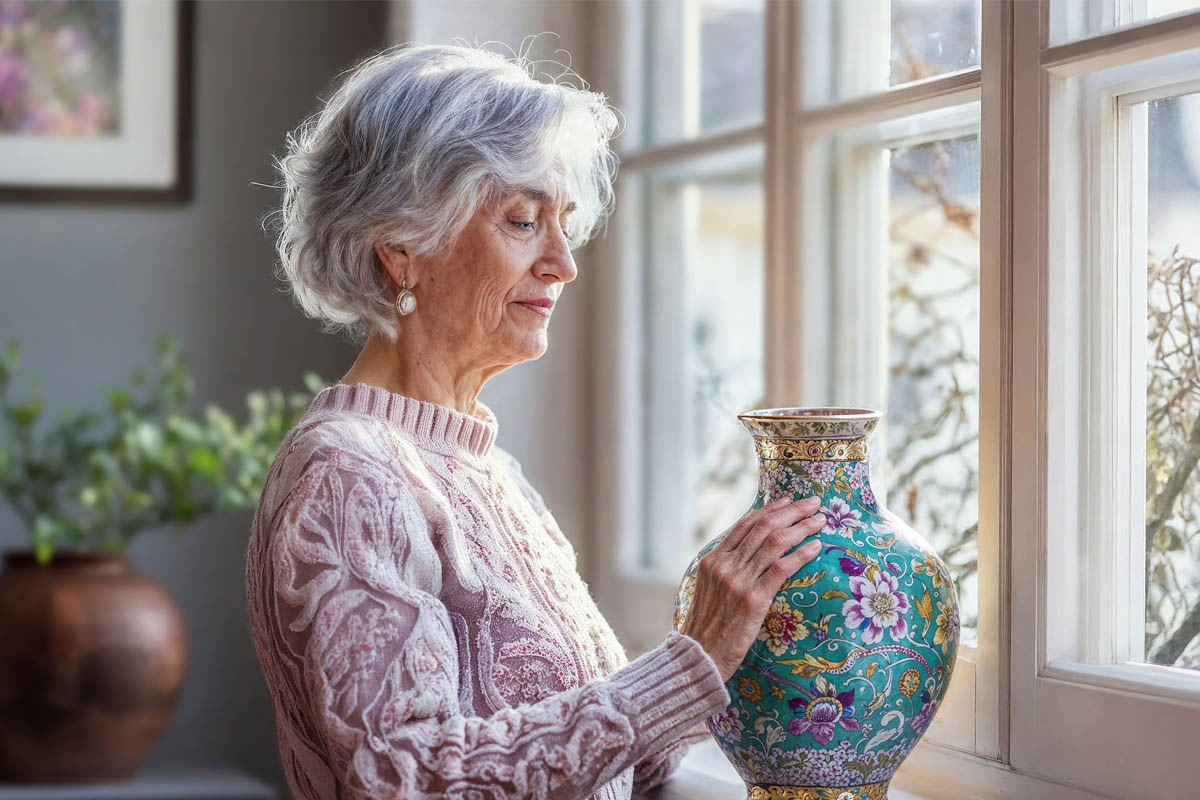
[747,780,891,800]
[754,437,870,462]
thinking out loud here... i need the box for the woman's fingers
[733,497,821,567]
[714,496,790,555]
[746,513,826,576]
[765,536,824,585]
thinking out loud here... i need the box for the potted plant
[0,333,325,783]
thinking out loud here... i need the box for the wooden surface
[0,767,276,800]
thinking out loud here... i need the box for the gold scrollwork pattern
[754,437,870,462]
[747,780,890,800]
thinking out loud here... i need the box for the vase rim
[737,406,881,422]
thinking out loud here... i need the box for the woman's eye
[512,220,535,231]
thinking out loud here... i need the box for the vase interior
[737,406,881,442]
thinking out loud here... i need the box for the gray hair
[266,38,623,344]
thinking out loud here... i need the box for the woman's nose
[538,228,577,284]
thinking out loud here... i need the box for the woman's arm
[630,718,712,794]
[254,447,730,800]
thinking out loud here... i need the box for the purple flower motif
[861,484,878,511]
[911,690,940,733]
[841,569,910,644]
[806,461,837,485]
[786,675,859,745]
[760,466,811,502]
[838,554,866,576]
[811,629,827,641]
[708,707,744,740]
[820,496,866,537]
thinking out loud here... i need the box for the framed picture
[0,0,192,201]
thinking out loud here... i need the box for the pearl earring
[395,277,416,316]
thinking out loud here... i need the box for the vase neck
[753,436,877,506]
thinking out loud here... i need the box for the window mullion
[764,0,801,405]
[976,0,1015,763]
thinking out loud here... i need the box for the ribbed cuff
[609,630,731,758]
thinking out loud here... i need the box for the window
[589,0,1200,797]
[1141,92,1200,670]
[1008,2,1200,797]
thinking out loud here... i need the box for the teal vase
[673,408,960,800]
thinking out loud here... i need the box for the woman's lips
[514,301,551,318]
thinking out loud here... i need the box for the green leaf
[186,446,221,480]
[11,396,43,427]
[106,388,132,412]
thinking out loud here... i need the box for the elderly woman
[245,42,825,800]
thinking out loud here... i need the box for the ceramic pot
[673,408,960,800]
[0,550,188,783]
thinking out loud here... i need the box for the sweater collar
[307,382,498,459]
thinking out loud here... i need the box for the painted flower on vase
[762,465,812,501]
[912,553,947,588]
[911,690,940,733]
[757,596,809,656]
[848,461,869,490]
[898,668,921,698]
[933,600,960,655]
[819,496,866,537]
[804,460,838,487]
[860,483,878,511]
[787,675,859,745]
[736,676,763,703]
[709,707,744,740]
[842,570,910,644]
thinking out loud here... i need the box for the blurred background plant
[0,333,326,565]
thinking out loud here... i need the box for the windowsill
[635,737,1110,800]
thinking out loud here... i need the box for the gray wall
[0,1,388,793]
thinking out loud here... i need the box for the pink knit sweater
[245,382,731,800]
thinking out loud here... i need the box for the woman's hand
[679,496,825,683]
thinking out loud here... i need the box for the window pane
[890,0,981,85]
[1050,0,1200,44]
[643,0,764,147]
[802,0,981,106]
[1143,92,1200,670]
[887,135,981,644]
[640,148,764,578]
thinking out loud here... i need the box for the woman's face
[393,179,578,372]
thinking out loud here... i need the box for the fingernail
[811,513,825,524]
[806,540,821,551]
[805,496,821,506]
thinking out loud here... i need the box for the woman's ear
[374,242,411,288]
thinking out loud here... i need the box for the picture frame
[0,0,192,203]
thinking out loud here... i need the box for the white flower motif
[820,496,866,537]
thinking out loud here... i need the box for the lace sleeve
[262,448,730,800]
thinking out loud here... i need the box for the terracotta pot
[0,549,187,783]
[674,408,960,800]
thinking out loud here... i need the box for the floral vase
[673,408,960,800]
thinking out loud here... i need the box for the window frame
[1008,3,1200,797]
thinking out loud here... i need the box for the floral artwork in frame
[0,0,190,200]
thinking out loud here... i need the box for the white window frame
[1008,4,1200,798]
